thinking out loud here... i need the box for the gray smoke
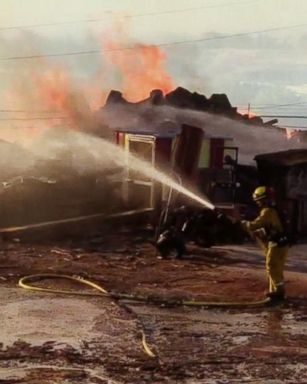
[97,103,305,165]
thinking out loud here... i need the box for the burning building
[1,77,306,236]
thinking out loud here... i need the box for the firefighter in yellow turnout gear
[241,186,289,302]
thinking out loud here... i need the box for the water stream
[72,132,215,210]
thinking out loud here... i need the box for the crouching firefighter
[241,186,289,302]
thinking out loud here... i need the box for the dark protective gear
[266,287,285,304]
[241,206,289,296]
[155,206,245,258]
[156,228,186,258]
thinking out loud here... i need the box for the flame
[33,66,108,114]
[248,111,256,118]
[33,67,86,122]
[2,21,175,146]
[1,64,65,144]
[32,65,101,135]
[286,128,299,140]
[34,68,71,112]
[104,39,174,102]
[237,107,256,118]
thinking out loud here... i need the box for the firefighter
[241,186,289,302]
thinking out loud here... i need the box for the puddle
[2,287,307,382]
[130,304,268,333]
[0,365,121,383]
[131,304,307,338]
[0,288,129,350]
[232,335,249,345]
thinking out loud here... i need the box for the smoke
[0,140,37,181]
[171,107,306,164]
[0,20,175,150]
[26,128,213,209]
[98,103,306,165]
[0,20,305,180]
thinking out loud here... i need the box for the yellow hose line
[19,274,108,296]
[18,274,271,357]
[18,274,156,358]
[19,274,271,309]
[141,331,156,358]
[0,208,153,234]
[182,298,270,307]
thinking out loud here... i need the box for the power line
[0,1,260,31]
[254,107,307,111]
[277,124,307,129]
[0,109,63,113]
[237,102,307,108]
[252,102,307,109]
[259,115,307,118]
[2,21,307,61]
[1,49,99,60]
[1,102,305,115]
[0,117,68,121]
[1,115,306,122]
[0,107,306,116]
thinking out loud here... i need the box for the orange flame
[34,67,85,122]
[286,128,299,140]
[248,111,256,118]
[35,68,71,111]
[104,40,174,102]
[237,107,256,119]
[2,21,175,145]
[32,65,98,133]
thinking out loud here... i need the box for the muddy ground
[1,225,307,383]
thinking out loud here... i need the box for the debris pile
[102,86,268,126]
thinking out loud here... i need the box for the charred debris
[102,87,267,126]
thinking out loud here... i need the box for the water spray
[83,134,216,211]
[48,130,216,211]
[0,130,215,234]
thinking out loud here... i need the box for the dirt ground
[1,225,307,383]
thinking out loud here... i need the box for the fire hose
[18,274,156,358]
[0,208,154,234]
[18,274,271,359]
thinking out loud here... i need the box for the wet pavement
[1,287,307,382]
[129,301,307,382]
[1,232,307,382]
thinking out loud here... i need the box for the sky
[1,0,307,129]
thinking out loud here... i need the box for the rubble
[102,86,268,126]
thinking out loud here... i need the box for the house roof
[255,149,307,166]
[116,128,233,140]
[116,129,177,138]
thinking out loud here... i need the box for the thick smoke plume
[0,21,305,179]
[0,20,177,181]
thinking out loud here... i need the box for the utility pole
[247,103,250,117]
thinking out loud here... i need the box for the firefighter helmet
[252,186,267,201]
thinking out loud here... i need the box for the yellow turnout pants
[265,245,288,293]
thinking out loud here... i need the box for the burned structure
[116,124,238,214]
[0,86,304,239]
[255,149,307,237]
[101,86,271,127]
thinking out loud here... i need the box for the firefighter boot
[266,286,285,303]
